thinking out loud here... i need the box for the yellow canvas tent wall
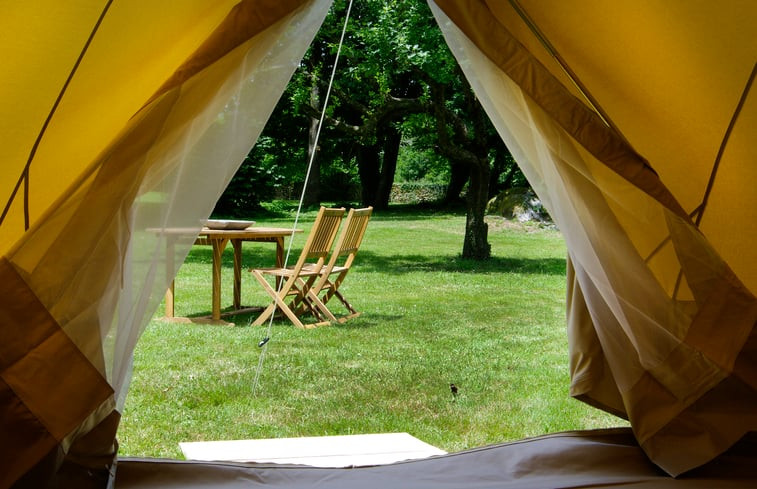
[1,0,755,487]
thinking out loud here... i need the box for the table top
[149,226,301,239]
[199,226,301,239]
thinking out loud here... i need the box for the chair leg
[333,289,358,316]
[288,275,317,314]
[318,285,359,323]
[283,275,337,325]
[251,271,307,328]
[277,298,306,328]
[252,302,277,326]
[305,288,337,322]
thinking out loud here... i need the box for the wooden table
[164,226,301,324]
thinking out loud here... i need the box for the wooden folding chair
[298,206,373,323]
[250,207,345,328]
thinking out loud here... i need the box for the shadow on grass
[356,251,566,275]
[182,247,565,276]
[332,314,404,329]
[175,307,404,328]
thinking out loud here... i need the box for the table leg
[233,239,242,310]
[275,237,285,289]
[165,238,175,318]
[165,281,175,318]
[211,238,229,321]
[275,237,285,267]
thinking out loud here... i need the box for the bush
[390,182,447,204]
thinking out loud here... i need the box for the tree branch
[428,81,479,167]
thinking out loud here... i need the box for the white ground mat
[179,432,446,467]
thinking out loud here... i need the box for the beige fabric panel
[430,0,757,475]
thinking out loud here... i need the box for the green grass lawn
[118,206,624,458]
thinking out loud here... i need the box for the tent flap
[431,0,757,475]
[1,0,331,486]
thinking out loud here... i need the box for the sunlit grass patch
[119,208,625,458]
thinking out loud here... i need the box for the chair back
[294,207,345,269]
[331,207,372,263]
[322,207,372,275]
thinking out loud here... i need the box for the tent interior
[1,0,755,487]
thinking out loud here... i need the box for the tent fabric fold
[430,0,757,475]
[428,0,688,220]
[148,0,311,105]
[115,429,757,489]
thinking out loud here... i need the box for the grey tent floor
[115,428,757,488]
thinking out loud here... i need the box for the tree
[426,73,492,259]
[296,0,433,210]
[219,0,525,258]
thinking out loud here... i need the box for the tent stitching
[0,0,115,233]
[694,62,757,227]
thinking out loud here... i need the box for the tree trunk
[445,161,469,203]
[462,159,491,260]
[375,126,402,210]
[357,143,381,206]
[303,81,321,207]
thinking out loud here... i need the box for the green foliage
[214,80,310,216]
[218,1,486,206]
[396,146,449,183]
[213,152,281,217]
[119,210,624,458]
[397,114,449,183]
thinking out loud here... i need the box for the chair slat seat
[256,267,320,278]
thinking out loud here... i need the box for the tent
[1,0,755,487]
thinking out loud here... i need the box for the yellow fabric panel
[480,0,592,109]
[0,2,103,202]
[512,1,757,228]
[2,1,322,485]
[699,91,757,295]
[490,1,757,295]
[151,0,317,102]
[433,0,687,221]
[0,0,239,255]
